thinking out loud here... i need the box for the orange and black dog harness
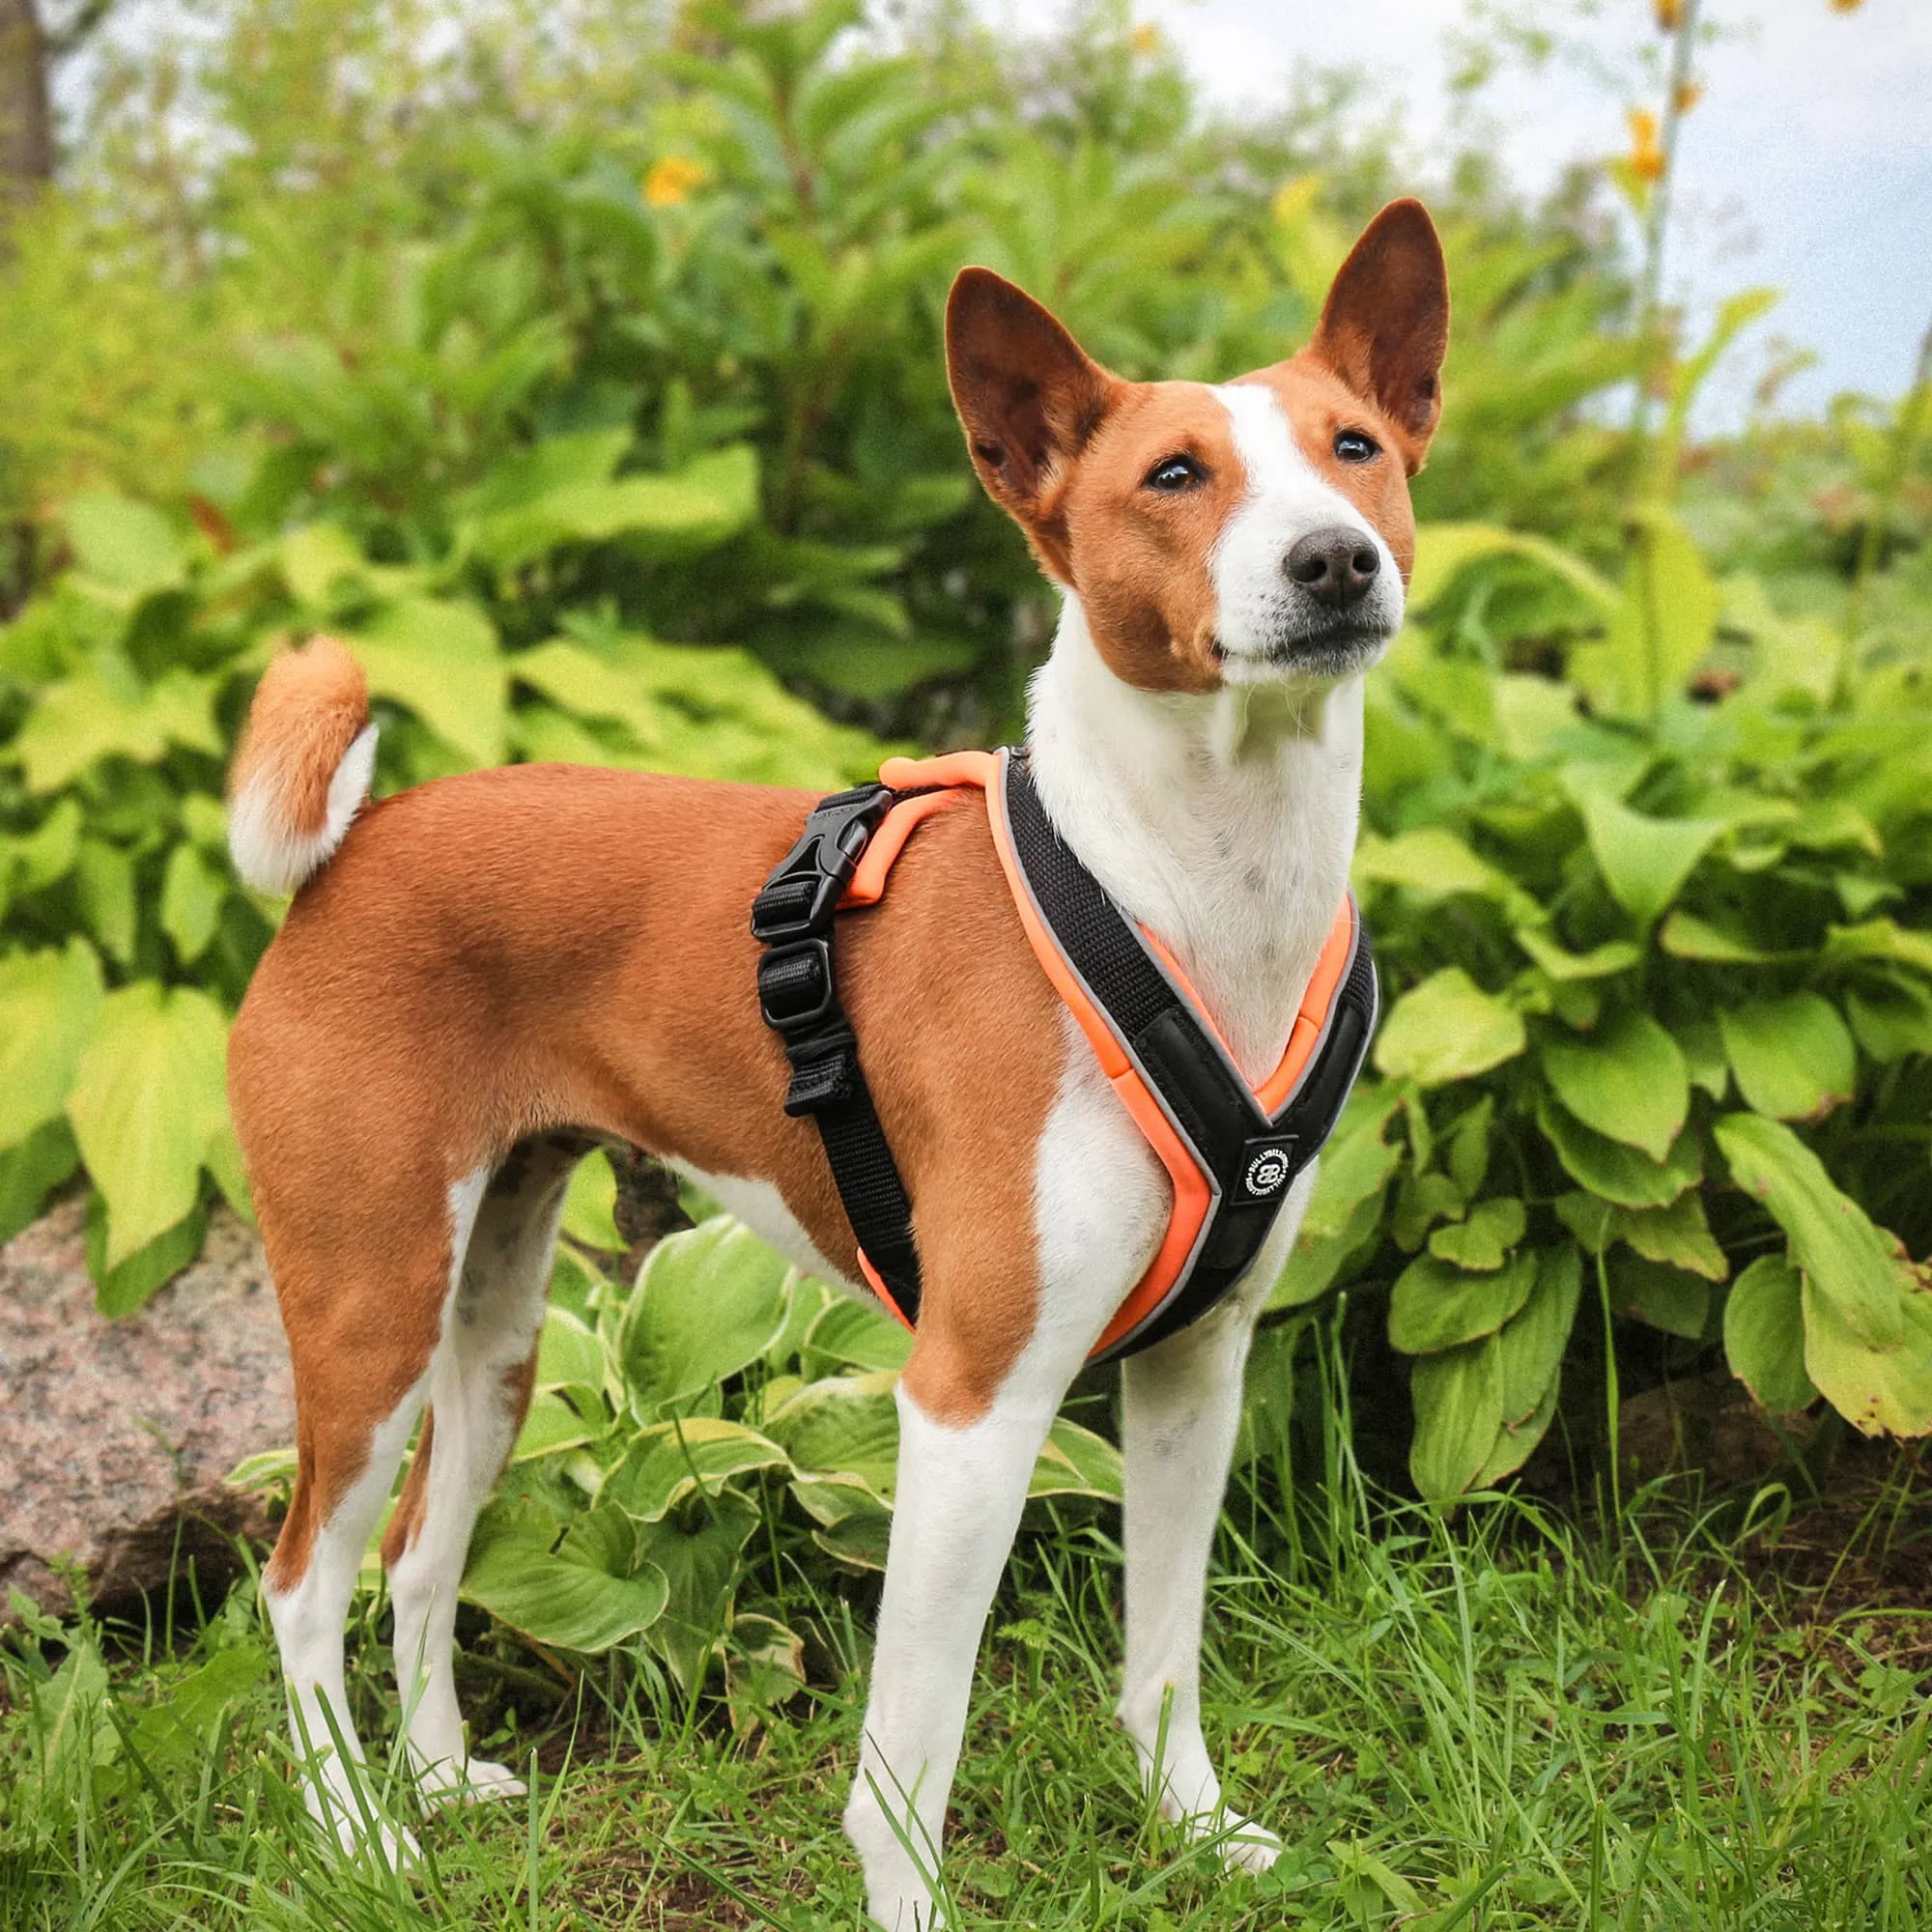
[752,748,1378,1363]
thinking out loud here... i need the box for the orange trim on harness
[861,752,1354,1360]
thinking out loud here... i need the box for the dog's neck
[1026,597,1364,1084]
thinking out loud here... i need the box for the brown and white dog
[226,198,1448,1926]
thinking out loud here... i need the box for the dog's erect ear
[947,268,1118,581]
[1308,199,1450,469]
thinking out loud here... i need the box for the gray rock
[0,1198,292,1620]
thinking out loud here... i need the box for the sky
[1004,0,1932,428]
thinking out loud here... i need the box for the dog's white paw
[417,1755,527,1806]
[1213,1811,1282,1875]
[329,1811,422,1871]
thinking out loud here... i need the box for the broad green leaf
[160,843,227,963]
[1577,791,1726,927]
[14,660,221,793]
[74,840,136,965]
[0,942,103,1150]
[635,1487,760,1690]
[725,1611,808,1730]
[618,1218,792,1412]
[1536,1095,1702,1208]
[1541,1013,1688,1160]
[1715,1113,1911,1353]
[1269,1183,1384,1310]
[279,524,367,607]
[1572,510,1718,716]
[1723,1255,1817,1412]
[1821,919,1932,979]
[9,797,82,890]
[1718,995,1856,1121]
[1492,673,1581,761]
[804,1295,913,1373]
[1610,1254,1710,1340]
[0,1119,80,1245]
[1028,1417,1123,1502]
[1444,1094,1494,1200]
[1428,1197,1525,1271]
[1374,968,1525,1088]
[1611,1191,1728,1281]
[1353,828,1532,920]
[351,598,505,767]
[1846,978,1932,1063]
[1297,1098,1403,1241]
[602,1417,789,1522]
[1473,1377,1558,1489]
[1389,1251,1536,1355]
[1802,1272,1932,1439]
[762,1372,900,1494]
[1408,1335,1505,1501]
[1406,522,1618,616]
[87,1195,207,1319]
[66,981,230,1270]
[1659,911,1797,964]
[463,1523,667,1653]
[1391,1168,1465,1252]
[1496,1248,1582,1426]
[559,1148,622,1248]
[510,1390,596,1463]
[1513,928,1640,981]
[535,1305,609,1402]
[66,493,185,599]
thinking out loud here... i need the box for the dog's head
[947,199,1448,692]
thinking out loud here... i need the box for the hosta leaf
[1028,1417,1123,1502]
[509,1390,596,1463]
[1723,1256,1817,1412]
[1659,910,1798,964]
[0,1119,80,1246]
[1536,1095,1702,1208]
[619,1219,792,1414]
[160,843,227,964]
[87,1195,207,1320]
[1473,1376,1559,1488]
[725,1612,808,1731]
[535,1305,609,1403]
[1406,522,1618,616]
[1715,1113,1912,1353]
[762,1373,900,1493]
[66,981,229,1271]
[74,840,136,965]
[602,1418,789,1523]
[1389,1251,1536,1355]
[1577,791,1726,927]
[1353,828,1533,920]
[559,1149,623,1249]
[635,1487,760,1690]
[1802,1272,1932,1439]
[1297,1095,1403,1241]
[1845,978,1932,1063]
[1821,919,1932,979]
[0,941,103,1150]
[9,797,82,890]
[1445,1095,1494,1200]
[14,660,221,793]
[1496,1248,1582,1426]
[462,1523,667,1653]
[350,598,505,768]
[1610,1254,1710,1340]
[1408,1335,1505,1501]
[1269,1183,1384,1310]
[804,1295,913,1373]
[1513,929,1640,981]
[1611,1191,1728,1281]
[1428,1197,1525,1271]
[1718,995,1856,1122]
[1541,1013,1688,1160]
[1374,968,1525,1088]
[66,493,185,599]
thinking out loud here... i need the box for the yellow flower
[1829,0,1865,12]
[1673,80,1703,114]
[1654,0,1681,28]
[1129,22,1161,56]
[643,155,708,209]
[1626,107,1665,183]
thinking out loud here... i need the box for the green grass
[4,1414,1929,1931]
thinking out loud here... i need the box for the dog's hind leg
[1116,1237,1290,1875]
[261,1166,489,1864]
[383,1134,582,1804]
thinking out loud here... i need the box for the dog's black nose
[1286,527,1380,611]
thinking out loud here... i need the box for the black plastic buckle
[757,939,836,1032]
[750,785,894,944]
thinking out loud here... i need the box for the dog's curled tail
[227,636,377,895]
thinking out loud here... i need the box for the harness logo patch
[1243,1147,1292,1198]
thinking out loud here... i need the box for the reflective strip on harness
[823,746,1378,1363]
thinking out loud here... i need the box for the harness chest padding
[754,748,1378,1364]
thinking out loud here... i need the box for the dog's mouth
[1212,619,1394,682]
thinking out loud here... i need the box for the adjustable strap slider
[780,1027,859,1117]
[757,939,836,1033]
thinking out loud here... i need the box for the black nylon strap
[751,786,922,1323]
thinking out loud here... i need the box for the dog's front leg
[1117,1235,1292,1875]
[845,1358,1071,1929]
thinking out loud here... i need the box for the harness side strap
[751,785,922,1326]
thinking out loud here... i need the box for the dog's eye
[1143,454,1205,493]
[1333,430,1380,465]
